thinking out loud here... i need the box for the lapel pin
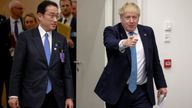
[144,33,147,36]
[60,50,65,63]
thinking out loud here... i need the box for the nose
[130,17,134,22]
[53,17,57,22]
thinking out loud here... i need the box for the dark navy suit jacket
[9,28,74,108]
[94,23,167,105]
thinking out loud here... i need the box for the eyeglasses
[44,13,60,20]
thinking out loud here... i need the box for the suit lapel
[32,28,48,65]
[138,25,149,65]
[49,31,58,66]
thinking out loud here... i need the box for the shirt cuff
[119,40,127,53]
[9,96,19,99]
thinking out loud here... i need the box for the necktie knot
[128,32,134,36]
[15,20,18,24]
[64,18,67,24]
[45,33,49,38]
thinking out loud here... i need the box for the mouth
[129,24,135,27]
[52,23,57,26]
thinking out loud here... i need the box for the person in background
[95,2,167,108]
[23,13,38,30]
[71,0,77,18]
[0,14,6,24]
[59,0,77,106]
[0,13,7,108]
[8,1,74,108]
[59,0,76,48]
[0,1,24,108]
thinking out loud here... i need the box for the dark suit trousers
[106,84,153,108]
[21,90,59,108]
[41,90,59,108]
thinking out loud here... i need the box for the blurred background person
[59,0,77,107]
[0,14,6,24]
[23,13,38,30]
[0,0,24,108]
[71,0,77,18]
[0,13,7,108]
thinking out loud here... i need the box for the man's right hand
[67,38,74,48]
[8,98,20,108]
[122,36,138,47]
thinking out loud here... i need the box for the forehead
[11,1,23,8]
[124,6,138,15]
[60,0,71,5]
[25,16,35,20]
[45,5,58,13]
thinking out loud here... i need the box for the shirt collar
[126,27,139,36]
[38,25,52,38]
[10,17,21,23]
[62,14,73,22]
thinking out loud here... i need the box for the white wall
[144,0,192,108]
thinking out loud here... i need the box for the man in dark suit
[59,0,77,106]
[95,2,167,108]
[0,14,7,108]
[0,1,24,108]
[0,14,6,24]
[8,1,74,108]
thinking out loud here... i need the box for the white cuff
[119,40,127,53]
[9,96,18,99]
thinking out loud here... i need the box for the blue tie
[44,33,52,93]
[14,20,18,38]
[128,32,137,93]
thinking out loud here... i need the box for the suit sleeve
[150,27,167,89]
[9,33,27,96]
[103,26,121,51]
[63,37,74,99]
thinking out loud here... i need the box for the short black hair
[37,0,58,14]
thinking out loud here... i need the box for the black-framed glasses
[44,13,60,20]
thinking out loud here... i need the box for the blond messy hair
[119,2,140,17]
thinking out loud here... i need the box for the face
[24,16,37,30]
[60,0,72,17]
[11,3,24,19]
[71,2,77,17]
[120,8,139,32]
[37,5,59,32]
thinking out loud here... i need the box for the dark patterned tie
[14,20,18,37]
[128,32,137,93]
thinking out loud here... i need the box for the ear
[120,16,123,21]
[36,13,43,20]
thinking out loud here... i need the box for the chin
[51,27,56,30]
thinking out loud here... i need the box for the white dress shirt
[119,28,147,85]
[38,25,52,53]
[10,17,23,38]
